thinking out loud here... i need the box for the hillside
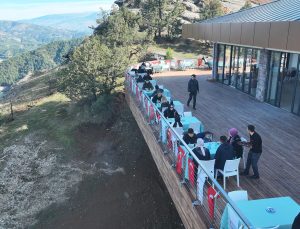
[0,68,182,228]
[20,12,99,34]
[0,38,83,85]
[0,21,85,60]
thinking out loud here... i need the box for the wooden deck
[153,72,300,204]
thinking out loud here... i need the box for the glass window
[249,50,260,96]
[230,47,239,88]
[217,44,225,82]
[266,52,282,106]
[236,47,246,91]
[223,45,232,85]
[280,53,299,111]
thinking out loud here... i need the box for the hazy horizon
[0,0,114,21]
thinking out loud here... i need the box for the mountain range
[19,12,99,34]
[0,20,85,60]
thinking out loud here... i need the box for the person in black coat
[228,128,243,158]
[214,136,234,172]
[193,138,211,161]
[173,111,183,127]
[183,128,198,145]
[142,80,154,91]
[150,85,160,97]
[136,75,144,83]
[187,74,199,110]
[143,73,152,81]
[164,104,176,118]
[197,131,213,143]
[152,89,164,103]
[292,213,300,229]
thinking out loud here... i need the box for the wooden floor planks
[154,73,300,204]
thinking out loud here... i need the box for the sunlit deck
[153,70,300,204]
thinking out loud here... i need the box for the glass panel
[280,53,299,111]
[223,46,232,85]
[243,48,253,93]
[217,44,225,82]
[236,47,245,90]
[266,52,281,106]
[230,47,239,87]
[293,63,300,114]
[250,50,260,96]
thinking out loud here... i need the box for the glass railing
[125,72,254,229]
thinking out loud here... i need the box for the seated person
[183,128,197,145]
[152,89,164,103]
[228,128,243,158]
[160,96,169,110]
[143,73,153,81]
[292,213,300,229]
[214,136,234,172]
[193,139,211,161]
[173,111,183,127]
[150,85,160,97]
[164,104,176,118]
[197,131,213,143]
[136,75,144,83]
[142,79,154,91]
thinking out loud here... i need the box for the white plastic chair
[228,190,248,202]
[198,159,215,179]
[175,104,184,117]
[158,84,164,89]
[215,158,240,190]
[173,127,184,136]
[184,111,192,117]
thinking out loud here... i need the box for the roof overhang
[183,21,300,53]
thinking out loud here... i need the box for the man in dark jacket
[214,136,234,172]
[187,74,199,110]
[150,85,160,97]
[183,128,198,145]
[240,125,262,179]
[152,89,163,103]
[143,73,152,81]
[136,75,144,83]
[142,80,154,91]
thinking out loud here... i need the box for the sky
[0,0,115,20]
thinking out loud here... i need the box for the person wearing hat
[142,79,154,91]
[193,139,211,162]
[183,128,198,145]
[214,136,234,172]
[228,128,243,159]
[187,74,199,110]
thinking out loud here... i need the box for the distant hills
[20,12,99,34]
[0,20,85,60]
[0,38,83,85]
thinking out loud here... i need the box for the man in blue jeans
[240,125,262,179]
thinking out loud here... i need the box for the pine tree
[240,0,252,11]
[199,0,224,21]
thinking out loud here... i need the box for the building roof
[203,0,300,23]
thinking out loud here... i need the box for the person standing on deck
[240,125,262,179]
[187,74,199,110]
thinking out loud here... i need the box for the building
[183,0,300,115]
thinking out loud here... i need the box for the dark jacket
[136,76,144,83]
[183,133,198,145]
[214,143,234,171]
[193,147,211,161]
[228,135,243,158]
[250,132,262,154]
[164,108,176,118]
[143,74,152,81]
[142,81,154,90]
[152,94,163,103]
[197,132,213,143]
[188,79,199,94]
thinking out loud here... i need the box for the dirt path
[32,100,184,229]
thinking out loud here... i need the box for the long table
[161,117,204,143]
[221,196,300,229]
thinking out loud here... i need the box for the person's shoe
[240,172,249,176]
[193,107,196,110]
[250,175,260,179]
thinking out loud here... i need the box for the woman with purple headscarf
[228,128,243,158]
